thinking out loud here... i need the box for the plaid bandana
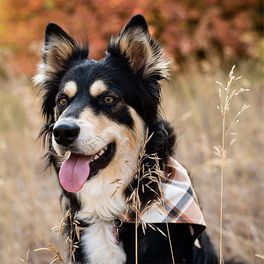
[122,157,206,240]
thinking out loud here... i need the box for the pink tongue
[59,153,92,193]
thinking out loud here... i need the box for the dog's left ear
[108,15,170,82]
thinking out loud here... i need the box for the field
[0,61,263,263]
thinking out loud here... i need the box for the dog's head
[34,15,171,198]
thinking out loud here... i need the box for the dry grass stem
[215,65,250,264]
[126,129,175,264]
[51,209,85,262]
[66,210,83,261]
[34,244,64,264]
[18,249,30,264]
[255,254,264,260]
[31,208,85,263]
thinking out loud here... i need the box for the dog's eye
[58,98,68,107]
[103,96,114,104]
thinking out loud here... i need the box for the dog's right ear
[33,24,88,123]
[33,23,88,88]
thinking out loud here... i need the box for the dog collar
[121,157,206,240]
[112,218,123,244]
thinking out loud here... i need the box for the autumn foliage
[0,0,262,75]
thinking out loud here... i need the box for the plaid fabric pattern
[123,157,206,239]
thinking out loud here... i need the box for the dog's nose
[53,122,80,146]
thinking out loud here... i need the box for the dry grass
[162,62,263,263]
[0,62,263,263]
[126,131,175,264]
[216,66,250,263]
[0,78,66,263]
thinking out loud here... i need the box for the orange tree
[0,0,262,75]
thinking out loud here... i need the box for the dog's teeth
[94,154,99,160]
[99,149,105,156]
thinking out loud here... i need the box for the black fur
[36,15,219,263]
[122,223,218,264]
[73,223,218,264]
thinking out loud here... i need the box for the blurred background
[0,1,263,263]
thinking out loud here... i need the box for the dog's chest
[75,184,128,263]
[81,221,126,264]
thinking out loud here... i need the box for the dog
[34,14,219,264]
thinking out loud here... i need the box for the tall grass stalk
[128,130,175,264]
[215,66,250,264]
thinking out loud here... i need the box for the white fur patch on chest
[81,222,126,264]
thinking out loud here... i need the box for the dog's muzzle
[53,121,80,146]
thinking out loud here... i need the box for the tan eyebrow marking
[89,80,108,97]
[63,81,78,98]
